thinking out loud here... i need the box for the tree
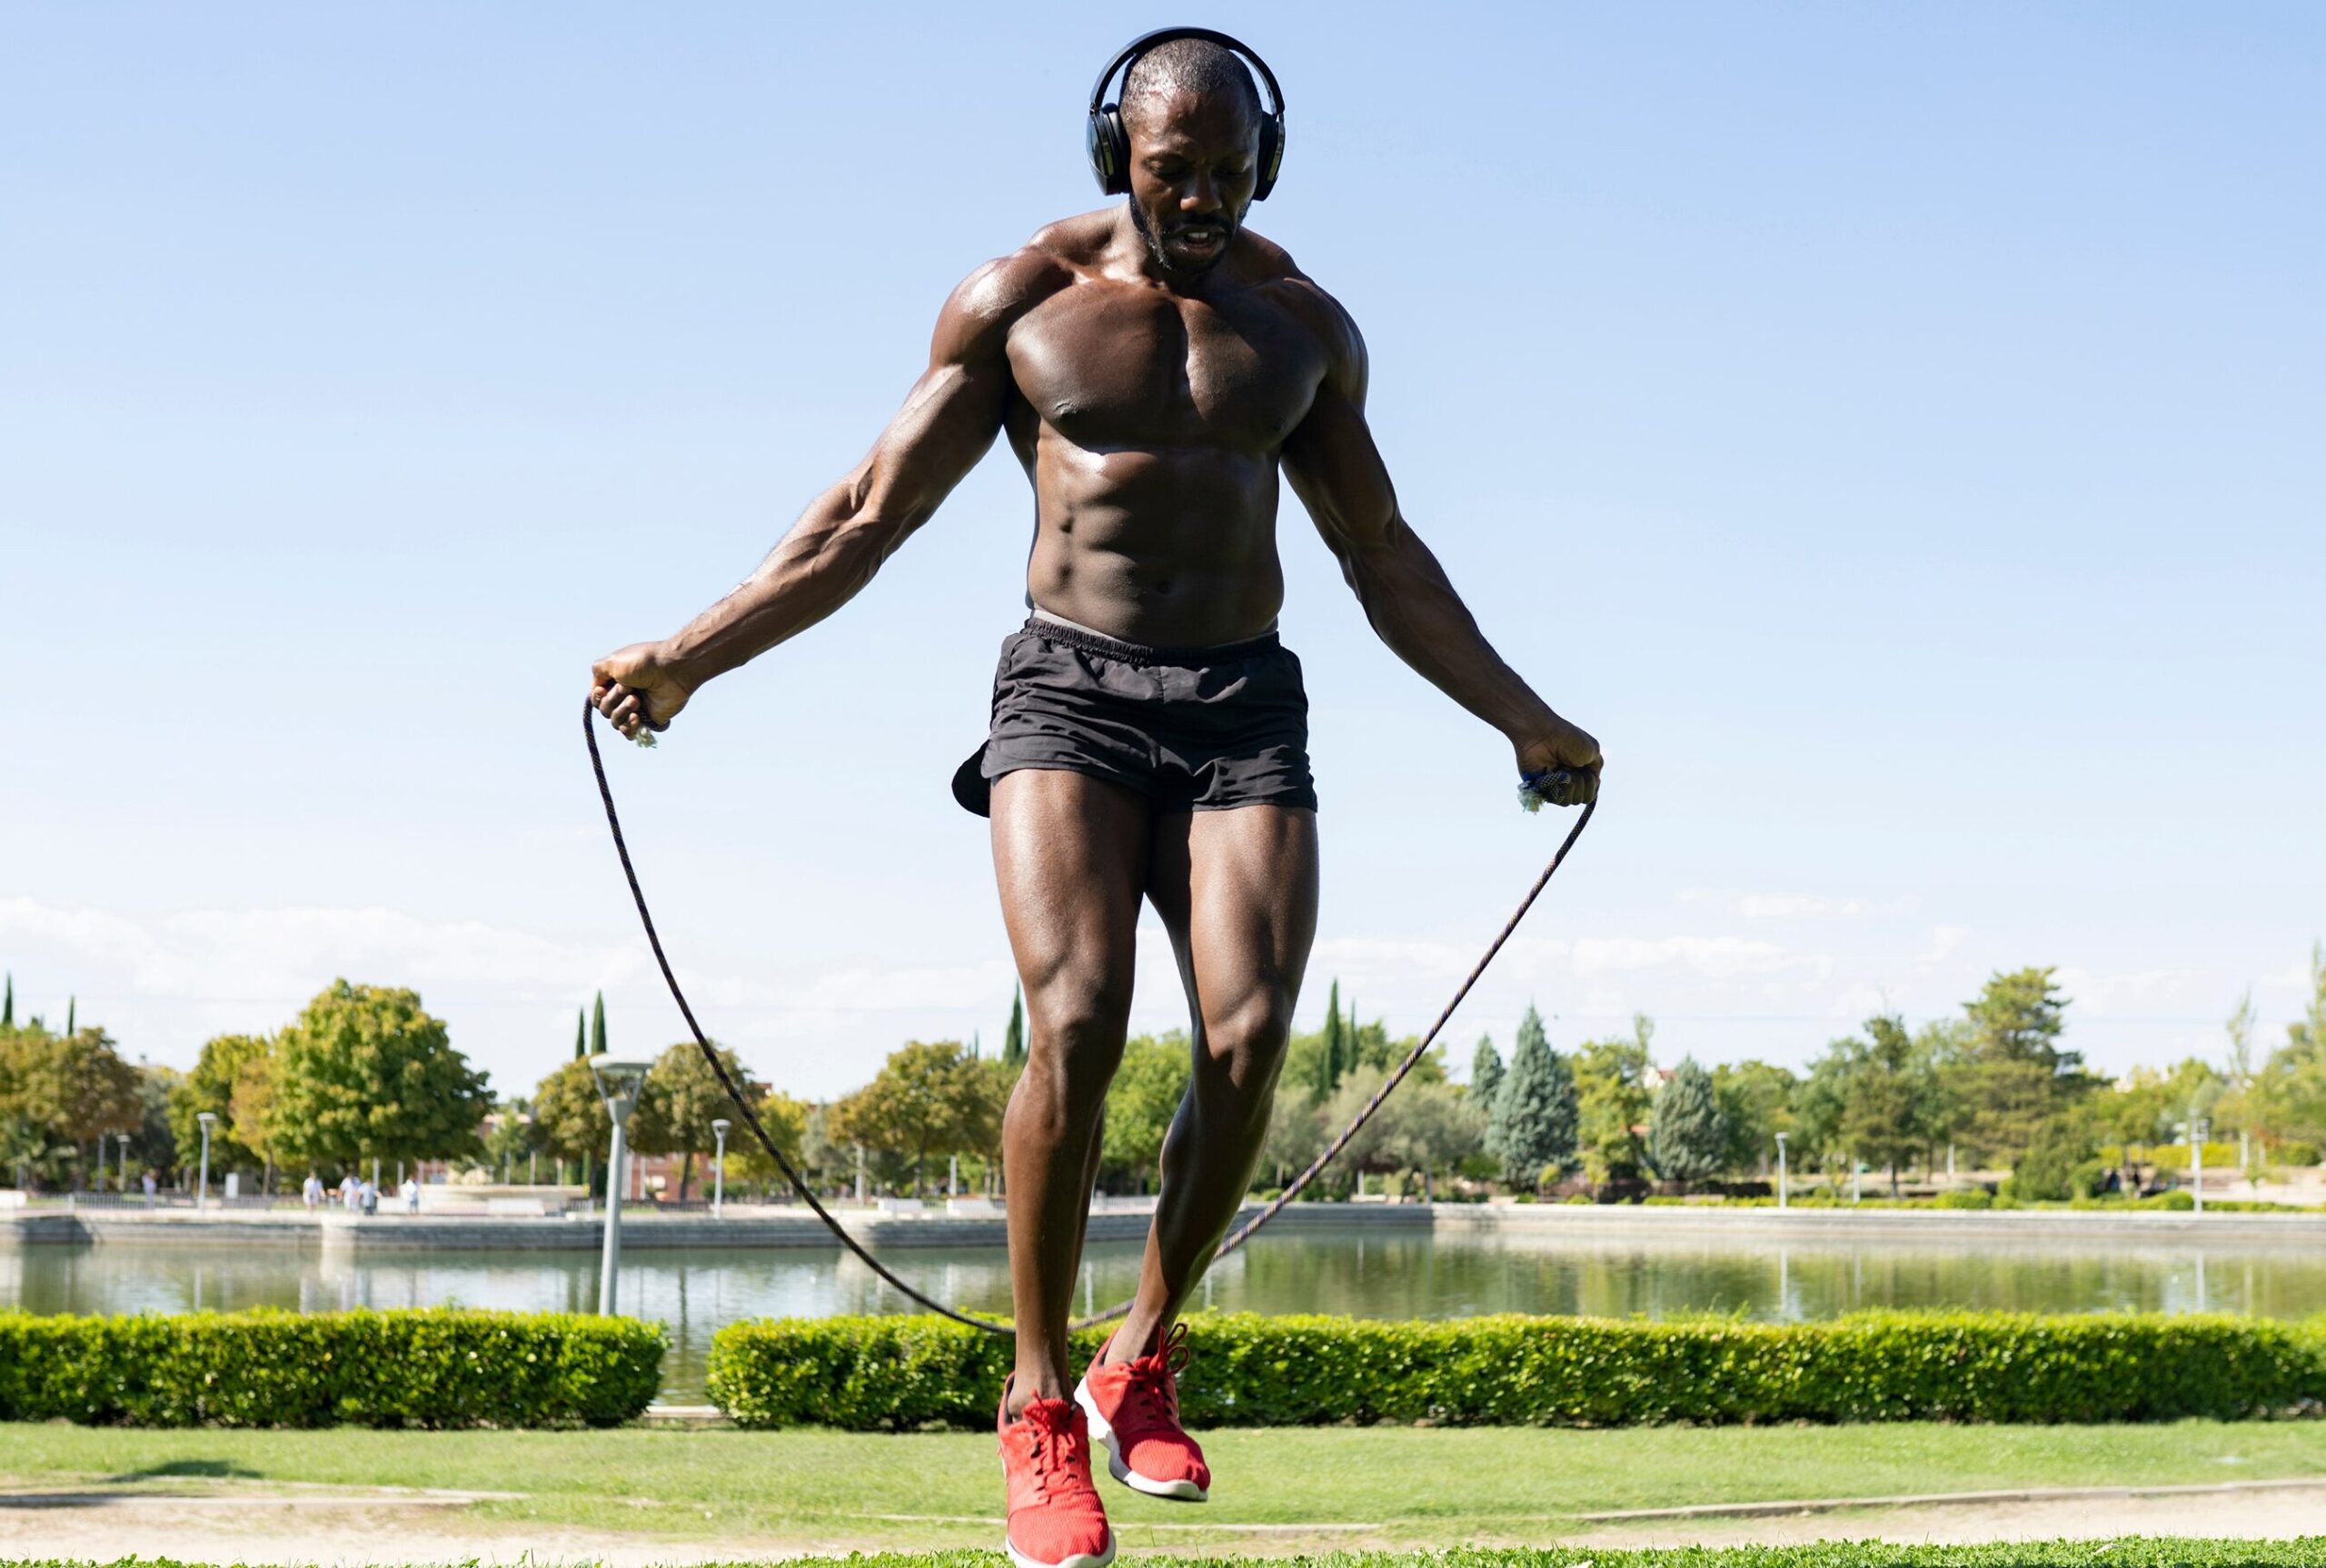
[167,1032,273,1177]
[1573,1014,1654,1184]
[1488,1003,1578,1187]
[132,1064,180,1184]
[590,991,608,1057]
[1951,968,2091,1162]
[2003,1113,2102,1201]
[1646,1056,1726,1185]
[2251,942,2326,1148]
[0,1020,143,1188]
[1261,1084,1325,1187]
[1836,1015,1944,1195]
[828,1040,1000,1196]
[1001,985,1027,1070]
[573,1008,587,1062]
[479,1098,538,1182]
[1099,1032,1191,1193]
[1383,1077,1485,1200]
[228,1047,288,1193]
[634,1040,756,1200]
[1469,1034,1505,1125]
[1712,1059,1795,1176]
[532,1057,614,1169]
[1,974,10,1028]
[263,980,491,1169]
[1317,980,1347,1097]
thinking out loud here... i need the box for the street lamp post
[711,1117,731,1219]
[195,1112,217,1212]
[114,1133,131,1196]
[2182,1116,2211,1216]
[1774,1133,1789,1211]
[591,1058,653,1315]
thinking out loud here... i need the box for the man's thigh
[1148,806,1320,1052]
[989,769,1151,1008]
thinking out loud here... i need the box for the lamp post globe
[590,1057,654,1315]
[195,1111,218,1213]
[710,1117,731,1219]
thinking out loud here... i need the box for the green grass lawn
[7,1547,2325,1568]
[2,1421,2321,1552]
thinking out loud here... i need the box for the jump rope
[584,699,1595,1335]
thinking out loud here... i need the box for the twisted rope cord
[584,700,1595,1333]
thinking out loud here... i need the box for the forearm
[1340,522,1559,742]
[661,486,910,685]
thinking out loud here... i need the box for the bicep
[1281,380,1399,555]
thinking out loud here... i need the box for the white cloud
[1917,925,1971,964]
[1675,888,1918,921]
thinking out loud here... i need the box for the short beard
[1128,198,1231,277]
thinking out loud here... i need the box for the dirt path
[3,1481,2321,1563]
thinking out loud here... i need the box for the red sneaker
[1074,1323,1211,1502]
[997,1379,1115,1568]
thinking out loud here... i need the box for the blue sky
[5,3,2320,1101]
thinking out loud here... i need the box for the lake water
[6,1225,2314,1402]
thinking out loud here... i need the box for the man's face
[1123,87,1260,277]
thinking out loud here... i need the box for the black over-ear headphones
[1086,26,1286,201]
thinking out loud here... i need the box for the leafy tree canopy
[264,979,490,1168]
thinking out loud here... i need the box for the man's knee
[1196,983,1296,1097]
[1012,976,1133,1123]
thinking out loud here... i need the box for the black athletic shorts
[950,617,1319,818]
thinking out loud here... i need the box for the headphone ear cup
[1088,105,1132,195]
[1254,116,1283,201]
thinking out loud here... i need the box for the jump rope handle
[1518,766,1597,812]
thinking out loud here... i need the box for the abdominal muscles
[1025,437,1287,647]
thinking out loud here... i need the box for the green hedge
[708,1309,2326,1431]
[681,1545,2326,1568]
[0,1308,664,1427]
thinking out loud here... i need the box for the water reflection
[7,1225,2317,1402]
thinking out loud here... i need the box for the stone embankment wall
[1,1200,2314,1251]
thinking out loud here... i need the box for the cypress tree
[1488,1003,1577,1188]
[1647,1057,1728,1185]
[1317,980,1347,1097]
[1002,985,1027,1068]
[1471,1033,1506,1122]
[590,991,607,1057]
[66,997,75,1036]
[573,1008,586,1061]
[2,973,10,1027]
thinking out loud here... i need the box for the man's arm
[1278,288,1601,790]
[589,253,1049,738]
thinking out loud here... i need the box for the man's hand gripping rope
[583,700,1596,1333]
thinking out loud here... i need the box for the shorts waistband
[1019,616,1282,669]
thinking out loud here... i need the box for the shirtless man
[591,30,1600,1568]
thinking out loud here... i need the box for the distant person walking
[141,1169,156,1208]
[303,1171,323,1211]
[401,1175,421,1214]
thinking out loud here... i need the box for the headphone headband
[1085,25,1286,201]
[1086,25,1285,122]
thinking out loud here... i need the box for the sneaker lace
[1019,1405,1088,1499]
[1120,1322,1190,1431]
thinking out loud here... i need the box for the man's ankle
[1006,1370,1069,1419]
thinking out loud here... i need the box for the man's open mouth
[1172,225,1227,253]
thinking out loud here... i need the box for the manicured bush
[709,1309,2326,1431]
[0,1308,663,1427]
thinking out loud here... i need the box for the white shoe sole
[1005,1530,1115,1568]
[1073,1379,1210,1502]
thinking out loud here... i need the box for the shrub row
[0,1308,664,1427]
[707,1309,2326,1430]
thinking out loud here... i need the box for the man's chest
[1006,283,1327,453]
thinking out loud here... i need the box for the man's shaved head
[1120,36,1261,129]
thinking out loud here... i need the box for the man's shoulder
[1237,235,1364,376]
